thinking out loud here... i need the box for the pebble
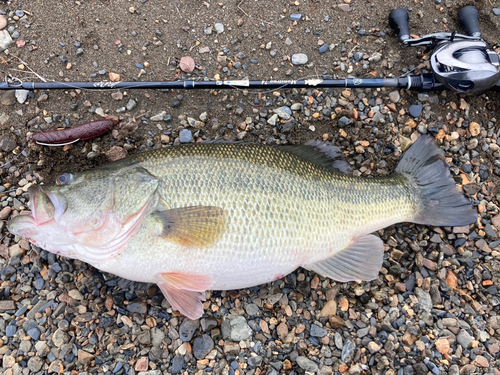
[274,106,292,120]
[227,316,252,341]
[179,318,199,341]
[28,327,41,340]
[341,339,356,363]
[27,357,43,372]
[179,56,195,72]
[179,129,193,143]
[292,53,308,65]
[52,328,69,347]
[151,111,167,121]
[245,303,260,316]
[0,16,6,30]
[457,329,474,349]
[126,99,137,111]
[408,104,423,118]
[193,334,214,359]
[338,116,351,128]
[389,90,400,103]
[214,23,224,33]
[319,43,329,54]
[1,90,17,106]
[296,356,318,372]
[310,324,327,337]
[171,355,185,374]
[290,14,302,22]
[493,8,500,16]
[5,325,16,337]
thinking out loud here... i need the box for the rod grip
[458,6,481,37]
[389,8,410,43]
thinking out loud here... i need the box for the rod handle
[458,6,481,38]
[389,8,410,43]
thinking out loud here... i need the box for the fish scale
[8,137,476,319]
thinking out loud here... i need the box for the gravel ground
[1,0,500,374]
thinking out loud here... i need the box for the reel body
[390,6,500,95]
[430,40,500,95]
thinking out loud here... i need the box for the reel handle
[458,6,481,38]
[389,8,410,43]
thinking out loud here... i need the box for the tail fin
[396,136,477,227]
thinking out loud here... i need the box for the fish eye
[56,173,73,185]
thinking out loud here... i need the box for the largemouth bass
[8,136,476,319]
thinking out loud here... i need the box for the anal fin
[157,272,214,320]
[305,234,384,282]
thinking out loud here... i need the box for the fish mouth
[28,186,67,224]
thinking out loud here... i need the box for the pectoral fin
[157,272,214,320]
[154,206,226,248]
[305,234,384,282]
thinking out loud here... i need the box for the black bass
[8,136,476,319]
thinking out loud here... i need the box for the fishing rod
[1,5,499,95]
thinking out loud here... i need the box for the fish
[8,136,476,319]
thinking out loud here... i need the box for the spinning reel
[389,6,500,95]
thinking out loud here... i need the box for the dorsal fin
[280,140,352,174]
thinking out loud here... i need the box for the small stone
[367,341,382,354]
[474,355,489,368]
[179,318,199,341]
[415,288,432,312]
[341,339,356,363]
[134,356,149,372]
[3,355,15,368]
[27,356,43,372]
[109,72,120,82]
[338,116,351,128]
[319,43,329,54]
[214,23,224,33]
[389,91,400,103]
[179,129,193,143]
[151,111,167,121]
[193,334,214,359]
[296,356,318,372]
[199,46,210,53]
[78,349,94,364]
[277,322,288,339]
[457,329,474,349]
[127,301,147,314]
[105,146,127,162]
[493,8,500,16]
[229,316,252,341]
[408,104,423,118]
[111,91,123,100]
[292,53,308,65]
[245,303,260,316]
[180,56,195,72]
[52,328,69,347]
[290,14,302,22]
[15,89,29,104]
[0,16,6,30]
[126,99,137,111]
[274,106,292,120]
[171,354,185,374]
[320,300,337,317]
[435,338,450,355]
[6,325,16,337]
[0,29,13,51]
[469,121,480,137]
[1,90,17,106]
[310,324,327,337]
[0,300,15,310]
